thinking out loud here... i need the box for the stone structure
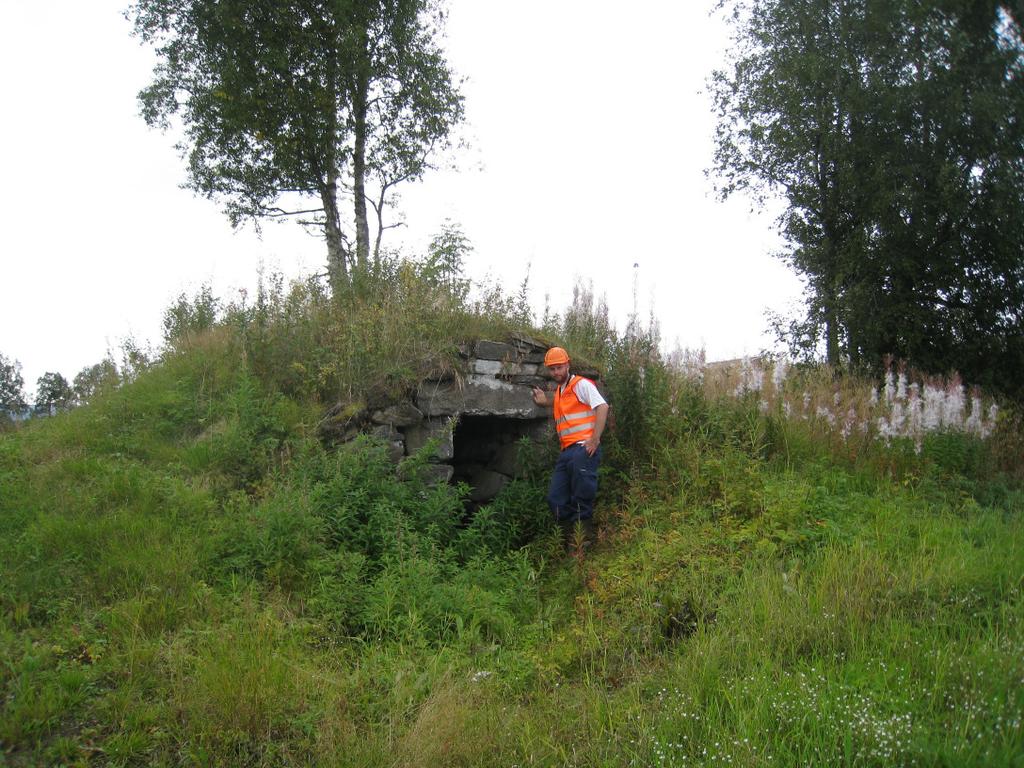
[318,333,601,503]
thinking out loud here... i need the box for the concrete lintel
[416,376,547,418]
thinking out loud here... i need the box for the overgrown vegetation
[1,261,1021,766]
[712,0,1024,398]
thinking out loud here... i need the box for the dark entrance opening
[451,415,547,504]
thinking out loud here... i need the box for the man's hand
[531,386,548,407]
[585,404,608,456]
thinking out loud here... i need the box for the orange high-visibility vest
[553,375,598,449]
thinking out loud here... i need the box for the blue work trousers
[547,443,602,523]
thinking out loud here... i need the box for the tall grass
[1,257,1021,766]
[700,355,1005,456]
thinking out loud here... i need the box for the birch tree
[0,353,26,415]
[131,0,464,291]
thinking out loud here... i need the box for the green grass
[1,270,1021,766]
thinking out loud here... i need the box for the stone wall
[318,333,601,502]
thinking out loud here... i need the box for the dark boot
[558,518,577,551]
[580,516,597,549]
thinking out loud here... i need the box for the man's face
[548,361,570,384]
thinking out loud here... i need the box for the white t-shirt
[560,376,607,408]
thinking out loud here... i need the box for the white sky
[0,0,802,396]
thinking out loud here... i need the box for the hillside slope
[2,273,1022,767]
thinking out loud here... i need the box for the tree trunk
[352,71,371,274]
[821,223,843,367]
[821,226,842,367]
[321,173,348,293]
[321,32,347,296]
[825,291,840,367]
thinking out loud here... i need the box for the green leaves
[0,352,26,415]
[130,0,465,285]
[713,0,1024,397]
[34,372,72,414]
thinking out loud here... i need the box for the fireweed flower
[772,359,789,390]
[923,385,944,431]
[965,395,984,435]
[942,377,965,426]
[713,358,997,448]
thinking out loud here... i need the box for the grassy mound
[1,266,1022,766]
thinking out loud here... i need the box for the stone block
[490,442,522,477]
[318,399,368,443]
[501,374,548,387]
[471,359,503,375]
[403,417,455,460]
[423,463,454,485]
[371,425,405,463]
[416,376,547,418]
[370,401,424,428]
[489,361,537,376]
[469,469,509,502]
[509,331,547,352]
[474,340,517,360]
[527,419,555,443]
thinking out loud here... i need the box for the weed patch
[2,270,1020,765]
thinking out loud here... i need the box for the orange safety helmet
[543,346,570,366]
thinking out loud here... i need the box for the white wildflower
[884,370,896,403]
[889,401,906,435]
[841,407,857,440]
[943,382,965,429]
[907,385,923,438]
[965,396,983,435]
[772,359,789,390]
[984,404,999,438]
[922,385,943,431]
[737,357,764,393]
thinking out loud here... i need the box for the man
[531,346,609,550]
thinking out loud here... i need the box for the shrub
[202,435,543,645]
[162,283,220,346]
[185,371,302,486]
